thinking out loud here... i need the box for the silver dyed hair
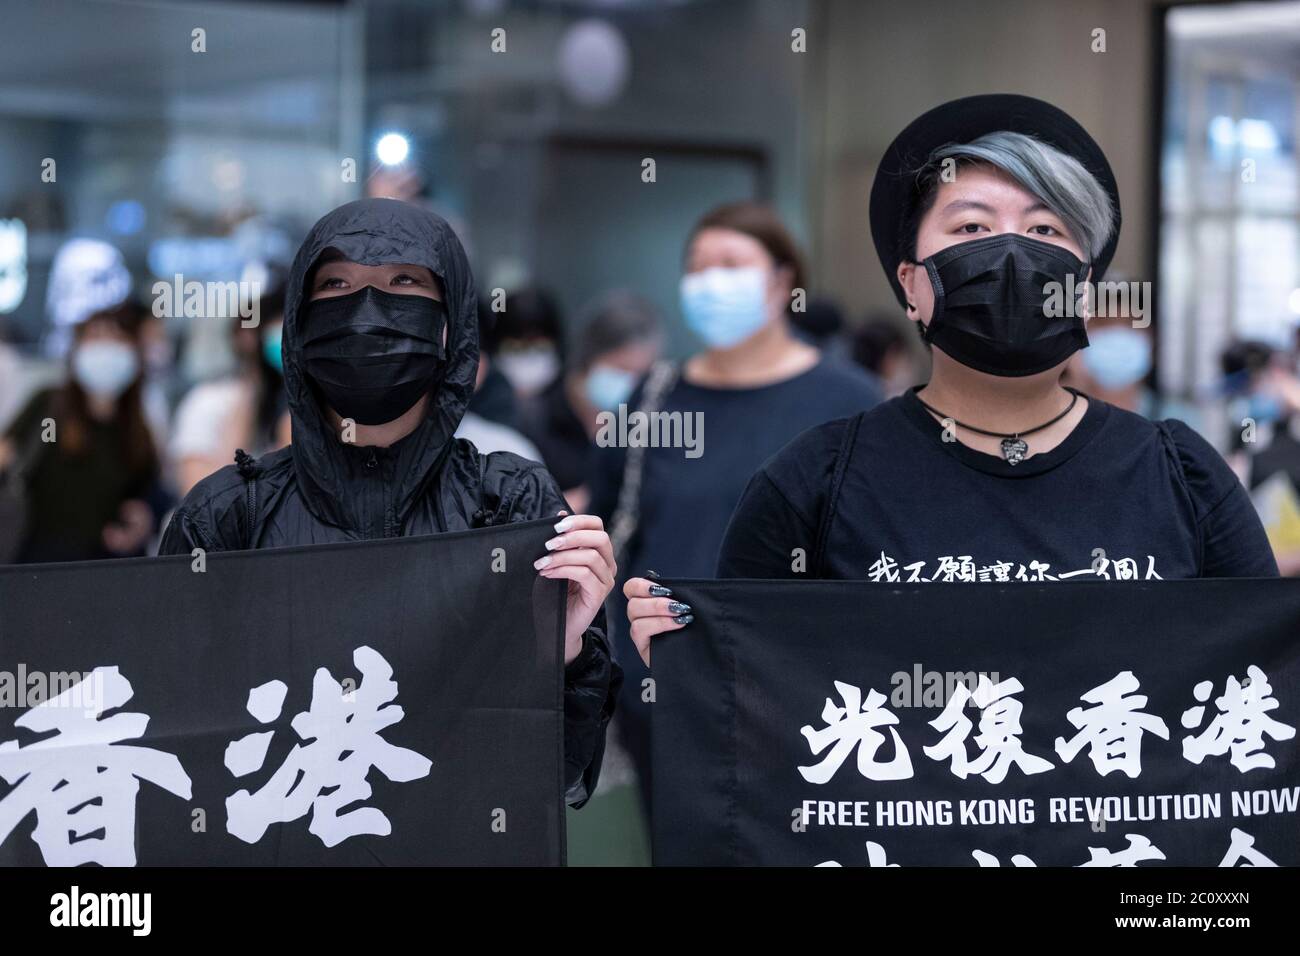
[926,131,1115,261]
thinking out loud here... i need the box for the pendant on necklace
[1000,436,1028,465]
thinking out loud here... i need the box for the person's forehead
[928,166,1050,216]
[688,227,769,258]
[313,256,430,272]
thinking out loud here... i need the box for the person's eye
[318,276,347,290]
[957,222,987,234]
[392,273,424,286]
[1029,224,1060,237]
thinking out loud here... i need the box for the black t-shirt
[591,358,883,581]
[718,387,1278,582]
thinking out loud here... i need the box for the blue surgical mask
[1081,327,1151,390]
[262,325,283,372]
[1247,392,1283,424]
[584,363,636,411]
[680,266,769,349]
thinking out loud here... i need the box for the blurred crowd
[2,201,1299,582]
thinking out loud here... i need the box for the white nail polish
[554,517,575,533]
[534,556,551,569]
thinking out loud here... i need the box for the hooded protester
[160,198,620,806]
[625,94,1277,666]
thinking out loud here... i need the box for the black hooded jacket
[159,198,619,806]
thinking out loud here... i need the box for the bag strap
[812,412,863,577]
[608,360,679,566]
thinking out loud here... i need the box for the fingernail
[534,556,551,569]
[649,585,672,597]
[554,517,575,533]
[668,601,692,614]
[673,614,694,626]
[544,536,563,550]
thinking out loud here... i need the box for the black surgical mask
[918,233,1091,377]
[302,285,447,425]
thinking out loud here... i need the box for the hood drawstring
[233,449,261,549]
[234,448,259,479]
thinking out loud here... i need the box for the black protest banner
[652,578,1300,867]
[0,519,565,866]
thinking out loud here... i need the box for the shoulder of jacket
[175,448,295,518]
[477,446,557,492]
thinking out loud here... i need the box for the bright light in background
[1289,288,1300,315]
[1238,118,1280,151]
[0,219,27,314]
[1208,115,1280,152]
[106,199,146,236]
[376,133,410,166]
[558,19,630,107]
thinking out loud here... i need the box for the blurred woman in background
[521,290,662,513]
[490,286,567,402]
[169,283,290,496]
[0,301,164,563]
[591,200,881,813]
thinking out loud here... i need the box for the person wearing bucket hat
[626,93,1276,667]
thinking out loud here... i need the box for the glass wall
[1160,1,1300,401]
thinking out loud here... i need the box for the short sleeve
[170,380,244,461]
[716,418,849,579]
[1161,418,1279,577]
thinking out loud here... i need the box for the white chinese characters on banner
[0,646,433,865]
[0,667,192,867]
[924,676,1055,783]
[224,645,433,848]
[799,667,1295,867]
[798,681,914,784]
[818,828,1278,868]
[1054,671,1170,779]
[1181,665,1295,773]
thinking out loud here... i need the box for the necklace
[914,388,1081,466]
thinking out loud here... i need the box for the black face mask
[302,285,447,426]
[918,233,1091,377]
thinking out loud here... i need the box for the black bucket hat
[869,93,1121,308]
